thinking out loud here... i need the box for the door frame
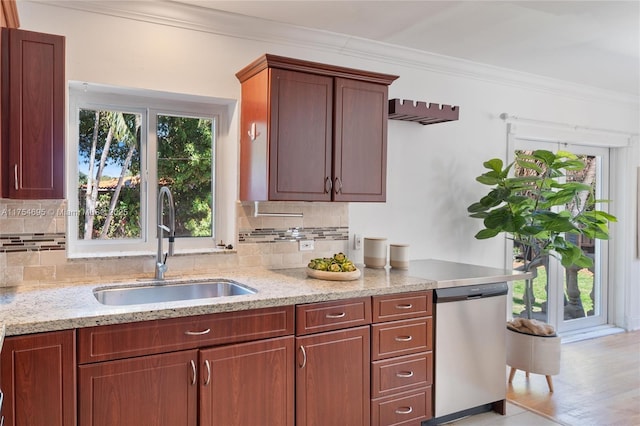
[507,128,612,333]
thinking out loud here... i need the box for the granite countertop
[0,259,529,336]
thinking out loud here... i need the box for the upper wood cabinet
[1,28,65,199]
[236,54,398,202]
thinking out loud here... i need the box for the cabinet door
[268,68,333,201]
[0,330,75,426]
[78,350,198,426]
[200,336,294,426]
[296,326,370,426]
[2,28,64,199]
[333,77,388,202]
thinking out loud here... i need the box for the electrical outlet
[299,240,315,251]
[354,234,363,250]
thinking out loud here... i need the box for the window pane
[77,109,142,240]
[157,115,213,238]
[564,155,598,320]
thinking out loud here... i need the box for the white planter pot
[506,327,561,392]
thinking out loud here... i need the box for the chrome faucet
[156,186,175,279]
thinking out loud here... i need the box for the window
[67,82,235,258]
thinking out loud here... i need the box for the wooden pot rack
[388,98,459,125]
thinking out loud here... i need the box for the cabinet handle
[396,370,414,378]
[334,177,343,194]
[190,360,197,385]
[395,406,413,415]
[299,345,307,369]
[395,335,413,342]
[248,122,259,141]
[184,328,211,336]
[203,360,211,386]
[395,303,413,310]
[14,164,18,190]
[324,177,332,194]
[325,312,346,319]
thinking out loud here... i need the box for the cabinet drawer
[78,305,294,363]
[371,352,432,399]
[372,318,432,361]
[372,291,432,323]
[371,387,432,426]
[295,297,371,335]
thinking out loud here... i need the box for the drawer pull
[190,359,197,385]
[184,328,211,336]
[14,164,18,190]
[395,303,413,310]
[299,345,307,369]
[203,360,211,386]
[396,370,414,378]
[325,312,346,319]
[395,406,413,415]
[395,335,413,342]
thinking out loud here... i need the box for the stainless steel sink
[93,279,257,306]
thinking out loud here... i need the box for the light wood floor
[506,330,640,426]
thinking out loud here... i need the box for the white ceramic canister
[390,244,410,269]
[364,237,387,268]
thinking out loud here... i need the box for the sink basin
[93,279,257,306]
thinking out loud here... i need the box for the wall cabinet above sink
[235,54,398,202]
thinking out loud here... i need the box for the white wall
[17,1,639,329]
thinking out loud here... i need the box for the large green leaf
[467,202,489,213]
[480,187,510,207]
[516,158,543,173]
[475,228,501,239]
[483,158,503,173]
[532,149,556,165]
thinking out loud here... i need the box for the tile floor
[441,402,564,425]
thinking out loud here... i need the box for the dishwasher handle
[434,282,508,303]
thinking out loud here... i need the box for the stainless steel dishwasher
[429,282,508,424]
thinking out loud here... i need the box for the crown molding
[36,0,639,109]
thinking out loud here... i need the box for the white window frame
[67,82,234,258]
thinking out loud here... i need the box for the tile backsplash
[0,199,348,287]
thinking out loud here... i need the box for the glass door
[509,140,610,333]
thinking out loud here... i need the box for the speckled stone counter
[0,259,528,336]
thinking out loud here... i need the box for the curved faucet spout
[156,186,176,279]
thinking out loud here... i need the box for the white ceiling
[173,0,640,95]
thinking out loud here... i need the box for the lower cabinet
[371,291,434,426]
[295,326,370,426]
[78,350,198,426]
[295,297,372,426]
[0,292,433,426]
[78,336,294,426]
[0,330,76,426]
[200,336,294,426]
[77,305,295,426]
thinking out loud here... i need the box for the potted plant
[466,149,617,390]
